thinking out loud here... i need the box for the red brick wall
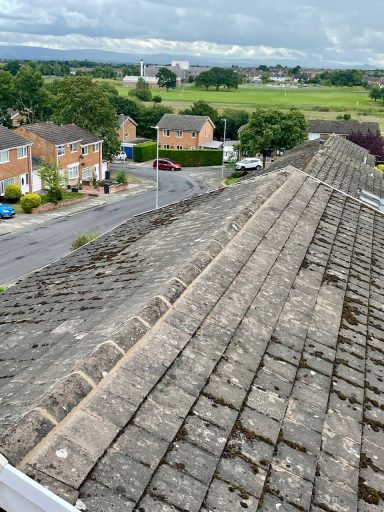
[158,120,214,149]
[118,120,137,141]
[0,144,32,192]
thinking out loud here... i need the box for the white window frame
[93,143,99,152]
[163,130,170,137]
[17,146,28,159]
[191,132,197,138]
[81,145,89,156]
[57,145,64,156]
[0,176,15,194]
[176,145,183,150]
[0,150,10,163]
[176,130,183,138]
[163,144,170,149]
[68,163,79,180]
[70,143,78,153]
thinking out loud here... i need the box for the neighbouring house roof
[118,114,137,127]
[157,114,215,131]
[21,122,102,146]
[0,124,31,151]
[308,119,380,136]
[1,135,384,511]
[199,140,223,149]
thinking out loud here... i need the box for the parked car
[235,158,262,171]
[115,151,127,161]
[0,203,16,219]
[153,158,182,171]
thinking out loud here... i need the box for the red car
[153,158,182,171]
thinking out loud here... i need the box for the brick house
[157,114,215,149]
[0,125,33,196]
[118,114,137,142]
[17,123,103,186]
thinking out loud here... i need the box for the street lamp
[151,125,160,209]
[221,118,227,180]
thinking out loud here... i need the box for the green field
[99,79,384,131]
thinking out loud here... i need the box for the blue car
[0,203,16,219]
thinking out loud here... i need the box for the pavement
[0,163,234,237]
[0,175,155,236]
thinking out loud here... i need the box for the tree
[347,131,384,159]
[180,101,219,123]
[369,85,382,102]
[156,68,177,91]
[13,65,47,121]
[239,108,307,167]
[0,70,14,127]
[37,160,64,203]
[129,77,152,101]
[217,108,249,139]
[137,104,173,139]
[52,76,120,161]
[195,67,240,90]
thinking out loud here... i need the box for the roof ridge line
[0,171,291,467]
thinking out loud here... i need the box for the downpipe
[0,453,77,512]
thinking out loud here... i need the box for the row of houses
[0,123,104,196]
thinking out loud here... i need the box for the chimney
[140,60,144,78]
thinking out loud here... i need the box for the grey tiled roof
[308,119,380,135]
[0,124,31,151]
[0,137,384,511]
[118,114,137,127]
[22,122,101,145]
[267,135,384,201]
[157,114,214,131]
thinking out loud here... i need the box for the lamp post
[221,118,227,180]
[151,125,160,209]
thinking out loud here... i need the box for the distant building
[308,120,380,141]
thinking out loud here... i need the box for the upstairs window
[57,145,64,156]
[176,130,183,138]
[70,143,78,152]
[191,132,197,138]
[82,146,89,156]
[0,150,10,163]
[17,146,28,159]
[93,143,99,152]
[163,130,170,137]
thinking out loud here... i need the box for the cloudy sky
[0,0,382,66]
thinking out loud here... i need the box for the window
[176,130,183,138]
[191,132,197,138]
[82,167,91,180]
[70,143,78,152]
[163,130,170,137]
[163,144,170,149]
[0,177,15,195]
[68,164,79,180]
[93,143,99,153]
[17,146,28,159]
[57,145,64,156]
[0,150,10,163]
[176,145,183,150]
[81,146,89,156]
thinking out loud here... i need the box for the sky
[0,0,383,67]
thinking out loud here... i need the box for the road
[0,165,208,285]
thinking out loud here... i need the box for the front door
[20,173,29,194]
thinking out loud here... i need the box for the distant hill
[0,45,378,69]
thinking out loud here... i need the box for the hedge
[133,142,157,162]
[4,184,22,203]
[159,149,223,167]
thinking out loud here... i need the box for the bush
[128,88,152,102]
[115,171,128,184]
[375,164,384,172]
[4,183,22,203]
[152,95,162,103]
[70,231,101,251]
[159,149,224,167]
[133,142,157,162]
[20,193,42,213]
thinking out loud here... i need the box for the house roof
[157,114,215,131]
[308,119,380,136]
[21,122,102,145]
[118,114,137,127]
[0,124,31,151]
[1,135,384,511]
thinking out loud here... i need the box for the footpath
[0,177,154,236]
